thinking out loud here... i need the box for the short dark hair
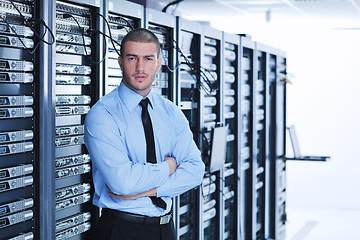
[120,28,161,57]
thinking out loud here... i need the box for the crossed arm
[107,156,178,200]
[84,103,205,201]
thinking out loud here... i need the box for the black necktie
[139,98,167,210]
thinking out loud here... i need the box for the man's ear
[118,56,123,70]
[156,57,162,72]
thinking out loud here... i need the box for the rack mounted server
[0,0,36,239]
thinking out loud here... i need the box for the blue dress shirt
[84,82,205,217]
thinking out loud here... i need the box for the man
[84,28,205,240]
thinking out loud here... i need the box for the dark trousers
[92,210,176,240]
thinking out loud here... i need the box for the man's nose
[136,59,145,72]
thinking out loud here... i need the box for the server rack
[268,49,287,240]
[144,7,176,101]
[0,0,36,239]
[53,0,102,239]
[253,42,270,239]
[0,1,289,239]
[239,35,255,240]
[200,25,222,240]
[222,32,240,240]
[104,0,143,96]
[175,17,202,240]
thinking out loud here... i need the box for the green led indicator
[0,183,7,191]
[0,62,7,68]
[0,74,7,80]
[0,134,7,142]
[0,146,7,154]
[0,98,8,105]
[0,23,7,31]
[0,110,7,117]
[0,170,7,178]
[0,206,8,216]
[0,218,7,227]
[0,37,8,44]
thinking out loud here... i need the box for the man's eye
[128,57,136,61]
[146,58,153,61]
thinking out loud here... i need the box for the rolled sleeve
[84,104,169,196]
[156,107,205,198]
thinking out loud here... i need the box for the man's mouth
[134,74,147,81]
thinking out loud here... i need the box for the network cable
[162,0,184,14]
[6,0,55,54]
[58,12,108,64]
[175,38,218,94]
[96,12,135,57]
[152,26,218,94]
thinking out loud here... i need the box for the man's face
[118,41,162,97]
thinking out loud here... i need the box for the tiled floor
[285,207,360,240]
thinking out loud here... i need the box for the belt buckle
[159,213,172,225]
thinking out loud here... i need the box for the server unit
[145,8,176,101]
[175,17,202,240]
[54,1,101,239]
[222,32,240,240]
[252,43,269,240]
[268,49,287,240]
[239,35,255,240]
[0,0,36,239]
[200,25,222,240]
[104,0,143,95]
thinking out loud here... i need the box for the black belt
[102,208,172,225]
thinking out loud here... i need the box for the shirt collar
[118,82,155,112]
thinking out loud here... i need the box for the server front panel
[105,1,142,95]
[253,48,267,239]
[176,22,201,240]
[146,9,175,101]
[0,1,36,239]
[274,54,287,240]
[201,30,222,240]
[222,34,239,240]
[239,36,255,240]
[54,1,99,239]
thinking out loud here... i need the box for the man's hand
[165,156,177,175]
[107,186,157,200]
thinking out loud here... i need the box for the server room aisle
[285,207,360,240]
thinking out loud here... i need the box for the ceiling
[155,0,360,24]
